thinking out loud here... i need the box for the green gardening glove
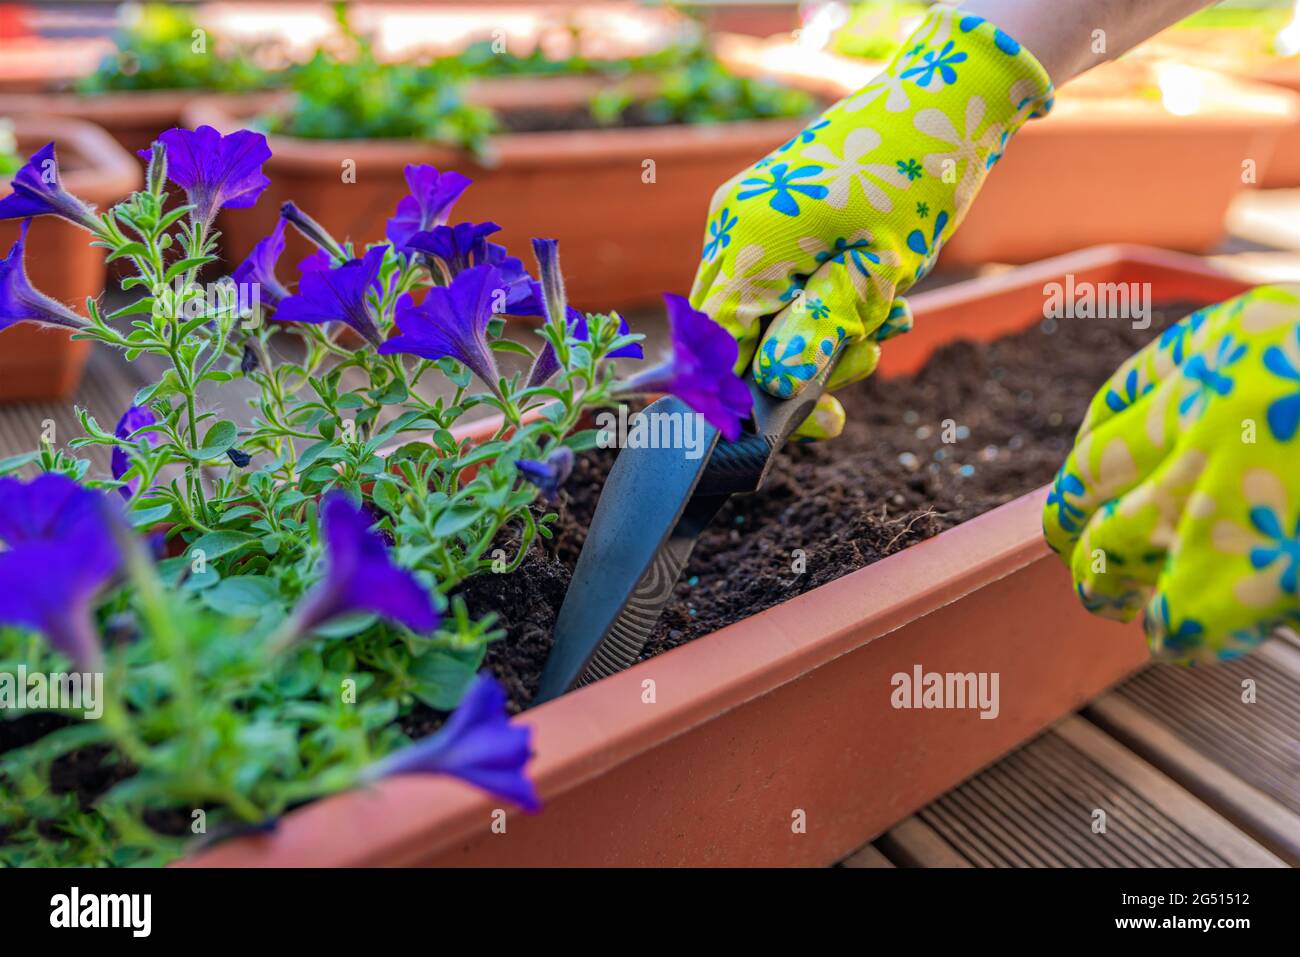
[1043,285,1300,662]
[690,4,1054,439]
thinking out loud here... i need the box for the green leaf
[564,429,602,452]
[489,339,536,358]
[297,439,346,472]
[432,506,480,538]
[163,256,215,283]
[188,529,256,561]
[106,298,157,322]
[194,420,238,460]
[409,643,486,710]
[201,575,282,618]
[0,451,39,476]
[128,503,174,528]
[311,612,377,639]
[371,477,401,514]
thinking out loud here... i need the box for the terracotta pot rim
[8,115,140,206]
[0,88,204,126]
[181,242,1253,867]
[182,92,811,172]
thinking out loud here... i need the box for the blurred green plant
[263,7,494,152]
[830,0,930,61]
[456,33,695,77]
[590,47,816,126]
[76,2,273,94]
[0,120,20,178]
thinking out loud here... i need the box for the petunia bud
[145,140,168,197]
[281,201,348,264]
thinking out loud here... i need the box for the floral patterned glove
[1044,285,1300,662]
[690,4,1053,439]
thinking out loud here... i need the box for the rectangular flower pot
[1135,29,1300,188]
[0,90,203,158]
[724,36,1300,266]
[0,116,140,403]
[184,243,1253,867]
[182,91,811,311]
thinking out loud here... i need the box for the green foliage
[76,2,273,94]
[266,48,495,149]
[1,137,637,865]
[0,119,20,178]
[830,0,930,61]
[590,46,816,127]
[455,34,695,77]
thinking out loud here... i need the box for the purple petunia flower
[379,263,505,396]
[299,248,335,273]
[386,165,472,251]
[518,238,641,387]
[139,126,271,225]
[361,672,539,812]
[232,218,291,307]
[516,446,575,502]
[0,223,85,331]
[111,405,159,501]
[273,245,389,347]
[289,492,439,638]
[407,221,503,276]
[0,142,101,233]
[619,294,752,441]
[0,474,123,671]
[530,238,566,328]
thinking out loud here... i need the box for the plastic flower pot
[0,90,206,158]
[182,90,812,311]
[182,243,1252,867]
[0,116,140,403]
[723,37,1300,266]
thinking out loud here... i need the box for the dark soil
[462,304,1198,714]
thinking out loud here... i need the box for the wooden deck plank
[1053,717,1285,867]
[1086,694,1300,865]
[877,817,973,868]
[838,843,896,868]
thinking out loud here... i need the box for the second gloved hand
[691,4,1054,438]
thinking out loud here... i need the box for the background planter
[0,90,202,157]
[1133,28,1300,187]
[0,116,140,403]
[941,63,1298,265]
[185,244,1252,867]
[723,36,1300,266]
[184,91,808,311]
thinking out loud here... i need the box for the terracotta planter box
[723,36,1300,266]
[1248,60,1300,187]
[1134,31,1300,187]
[0,90,205,158]
[0,117,140,403]
[183,91,809,311]
[182,243,1251,867]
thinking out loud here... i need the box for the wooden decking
[841,636,1300,868]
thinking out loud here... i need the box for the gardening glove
[691,4,1054,440]
[1043,285,1300,663]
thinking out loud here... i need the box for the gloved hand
[1043,284,1300,662]
[690,4,1054,439]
